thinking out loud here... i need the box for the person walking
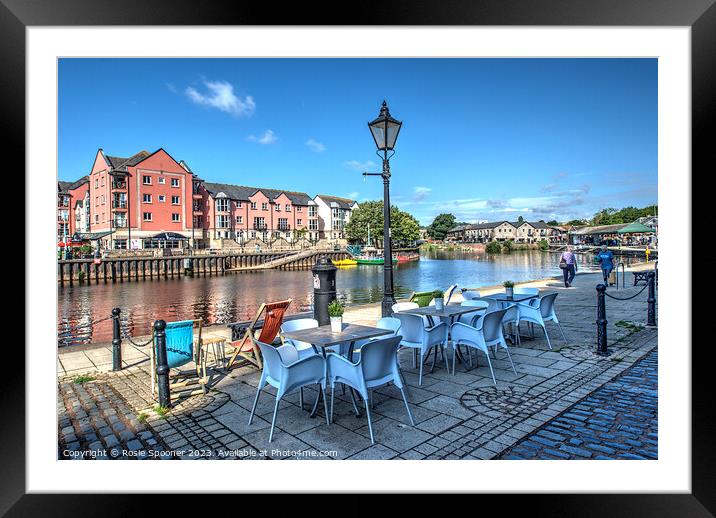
[595,244,615,286]
[559,246,578,288]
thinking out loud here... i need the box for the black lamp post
[365,100,402,317]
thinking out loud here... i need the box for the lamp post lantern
[365,100,402,317]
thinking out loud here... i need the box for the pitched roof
[67,175,89,191]
[316,195,358,209]
[58,181,73,193]
[202,182,312,205]
[570,223,629,235]
[106,150,151,172]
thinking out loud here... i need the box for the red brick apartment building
[58,147,356,251]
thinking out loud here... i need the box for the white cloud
[344,160,377,171]
[346,191,360,199]
[185,80,256,118]
[305,139,326,152]
[413,186,432,202]
[166,82,177,94]
[247,130,277,145]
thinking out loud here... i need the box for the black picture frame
[4,0,709,513]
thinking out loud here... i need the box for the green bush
[538,239,549,251]
[485,241,502,254]
[502,240,513,252]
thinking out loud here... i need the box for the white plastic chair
[458,300,490,326]
[280,318,320,358]
[326,336,414,444]
[248,341,329,442]
[501,303,521,346]
[461,290,482,301]
[394,312,449,385]
[392,301,430,327]
[449,308,517,384]
[515,292,567,350]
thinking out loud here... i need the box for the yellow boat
[332,258,358,266]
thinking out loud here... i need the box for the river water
[58,250,620,346]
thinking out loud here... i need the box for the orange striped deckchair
[226,299,292,369]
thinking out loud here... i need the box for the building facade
[447,220,559,243]
[58,147,358,252]
[313,195,359,242]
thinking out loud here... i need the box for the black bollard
[154,319,172,408]
[112,307,122,371]
[646,271,657,327]
[311,256,337,326]
[596,284,608,355]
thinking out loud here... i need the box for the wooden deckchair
[226,299,292,370]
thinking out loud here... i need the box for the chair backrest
[161,320,198,369]
[477,297,502,313]
[514,287,539,296]
[255,340,284,381]
[539,292,559,318]
[458,300,490,325]
[502,303,519,323]
[482,309,508,342]
[281,318,319,334]
[444,284,459,304]
[394,313,425,342]
[359,336,402,382]
[392,301,419,313]
[461,290,482,300]
[376,317,401,336]
[255,299,292,344]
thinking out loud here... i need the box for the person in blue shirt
[595,244,615,286]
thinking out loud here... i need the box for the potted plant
[503,280,515,299]
[432,289,445,310]
[328,299,345,333]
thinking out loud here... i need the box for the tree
[517,215,524,223]
[547,220,560,226]
[345,200,421,247]
[426,213,457,241]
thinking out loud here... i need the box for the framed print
[4,0,712,512]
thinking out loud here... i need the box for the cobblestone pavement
[497,348,658,459]
[57,270,658,460]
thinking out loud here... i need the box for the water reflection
[58,250,623,346]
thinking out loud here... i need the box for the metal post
[596,284,608,355]
[381,157,396,317]
[112,307,122,371]
[647,271,657,327]
[154,319,172,408]
[311,257,337,326]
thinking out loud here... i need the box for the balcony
[111,181,127,190]
[112,200,127,209]
[277,223,291,232]
[113,220,128,228]
[253,223,268,231]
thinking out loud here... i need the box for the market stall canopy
[151,232,189,241]
[617,222,656,234]
[569,223,629,236]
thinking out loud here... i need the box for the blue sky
[58,58,657,225]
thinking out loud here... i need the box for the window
[297,219,302,226]
[172,196,180,205]
[278,218,289,230]
[158,195,166,203]
[113,239,127,250]
[100,195,105,205]
[158,177,165,185]
[101,176,105,187]
[236,216,243,224]
[171,178,180,187]
[216,198,229,212]
[261,202,268,211]
[95,179,98,188]
[237,201,242,208]
[275,204,281,212]
[309,220,318,230]
[143,194,152,203]
[250,202,257,210]
[143,212,152,221]
[172,213,180,222]
[95,214,99,223]
[217,215,230,228]
[296,206,302,212]
[143,175,151,185]
[308,206,317,217]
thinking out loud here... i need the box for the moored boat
[332,258,358,266]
